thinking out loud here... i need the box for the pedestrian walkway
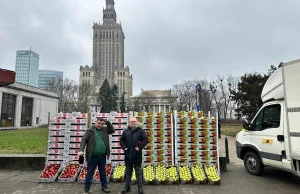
[1,163,300,194]
[218,135,240,164]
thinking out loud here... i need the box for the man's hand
[124,148,128,151]
[135,147,139,151]
[78,151,84,156]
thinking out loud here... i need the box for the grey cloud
[1,0,300,95]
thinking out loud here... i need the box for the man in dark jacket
[78,118,115,194]
[120,117,148,194]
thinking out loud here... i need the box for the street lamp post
[195,84,201,112]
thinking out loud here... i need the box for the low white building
[130,89,177,112]
[0,82,58,129]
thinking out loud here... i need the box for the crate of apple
[178,165,192,184]
[191,164,207,184]
[204,165,221,185]
[39,164,62,182]
[58,163,81,182]
[164,129,172,136]
[111,165,125,183]
[155,164,168,184]
[93,164,112,183]
[166,166,179,184]
[143,164,155,184]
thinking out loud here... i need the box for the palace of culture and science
[79,0,133,108]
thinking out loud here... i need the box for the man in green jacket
[78,118,115,194]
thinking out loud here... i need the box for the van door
[251,102,285,168]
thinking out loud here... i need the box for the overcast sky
[1,0,300,94]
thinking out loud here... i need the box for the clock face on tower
[108,5,112,9]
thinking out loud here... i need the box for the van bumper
[236,141,243,160]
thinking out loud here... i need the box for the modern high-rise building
[79,0,133,106]
[92,0,125,87]
[15,48,39,87]
[38,70,63,90]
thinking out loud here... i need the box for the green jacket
[79,121,115,163]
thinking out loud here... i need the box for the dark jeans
[218,124,221,138]
[125,163,143,187]
[84,155,107,192]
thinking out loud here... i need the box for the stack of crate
[174,111,219,168]
[134,111,174,165]
[90,111,129,163]
[39,113,68,182]
[39,112,88,183]
[65,112,88,163]
[47,113,68,166]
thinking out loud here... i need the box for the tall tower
[15,47,40,87]
[93,0,125,87]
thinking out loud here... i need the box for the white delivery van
[236,59,300,177]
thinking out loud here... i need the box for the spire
[105,0,115,9]
[103,0,117,24]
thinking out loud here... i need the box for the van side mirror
[243,119,253,131]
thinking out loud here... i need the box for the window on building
[20,97,33,127]
[0,93,16,127]
[83,72,85,76]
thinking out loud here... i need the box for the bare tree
[172,83,187,111]
[160,89,177,111]
[78,82,94,113]
[128,90,156,112]
[209,75,240,120]
[209,80,222,116]
[46,77,79,112]
[227,75,239,120]
[217,75,230,119]
[192,79,213,113]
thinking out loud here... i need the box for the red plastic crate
[48,143,64,149]
[49,131,65,136]
[39,163,62,183]
[58,163,81,182]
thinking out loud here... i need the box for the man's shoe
[121,186,131,194]
[102,186,110,193]
[138,186,144,194]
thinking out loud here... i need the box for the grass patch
[0,124,242,154]
[0,128,48,154]
[221,124,243,137]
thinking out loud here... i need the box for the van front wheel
[243,152,264,176]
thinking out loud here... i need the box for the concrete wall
[0,82,58,129]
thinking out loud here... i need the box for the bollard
[225,137,230,163]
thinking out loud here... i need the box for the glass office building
[15,49,40,87]
[38,70,63,91]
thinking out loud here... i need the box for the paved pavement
[219,135,240,164]
[1,136,299,194]
[1,163,300,194]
